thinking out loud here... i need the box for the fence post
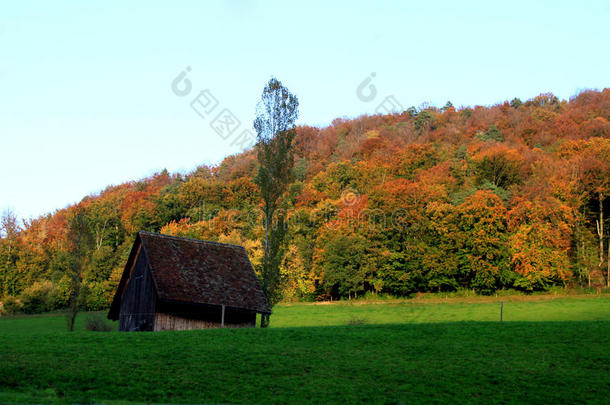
[500,301,503,322]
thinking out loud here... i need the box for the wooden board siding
[153,312,254,331]
[153,300,256,331]
[118,249,156,331]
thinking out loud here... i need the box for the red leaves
[7,89,610,300]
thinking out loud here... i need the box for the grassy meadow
[1,295,609,404]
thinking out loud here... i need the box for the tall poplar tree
[253,78,299,326]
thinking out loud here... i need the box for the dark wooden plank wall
[118,249,156,331]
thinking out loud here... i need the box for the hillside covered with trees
[1,89,610,313]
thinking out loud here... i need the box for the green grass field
[1,296,609,404]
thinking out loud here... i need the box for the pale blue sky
[1,0,609,220]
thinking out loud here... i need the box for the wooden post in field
[221,305,225,328]
[500,301,503,322]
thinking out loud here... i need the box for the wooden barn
[108,231,271,331]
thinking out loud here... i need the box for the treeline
[1,90,610,313]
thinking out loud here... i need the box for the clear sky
[1,0,609,220]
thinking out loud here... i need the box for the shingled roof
[109,231,271,318]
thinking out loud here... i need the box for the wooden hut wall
[154,300,256,331]
[118,250,156,331]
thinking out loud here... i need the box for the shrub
[83,281,110,311]
[84,313,113,332]
[348,317,367,326]
[20,280,58,314]
[0,296,23,315]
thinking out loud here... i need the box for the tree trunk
[260,313,270,328]
[607,241,610,288]
[265,212,270,255]
[596,192,604,269]
[576,219,585,286]
[585,238,591,288]
[576,205,590,288]
[95,219,108,250]
[67,308,78,332]
[66,276,80,332]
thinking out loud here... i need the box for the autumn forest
[1,89,610,313]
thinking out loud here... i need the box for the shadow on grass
[1,321,609,404]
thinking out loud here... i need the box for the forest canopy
[1,89,610,312]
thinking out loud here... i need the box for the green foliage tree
[294,158,308,181]
[0,209,20,297]
[414,110,433,133]
[476,125,504,142]
[405,106,418,118]
[510,98,523,108]
[460,108,472,119]
[379,251,422,295]
[319,234,370,299]
[66,209,94,331]
[254,78,299,325]
[155,183,188,226]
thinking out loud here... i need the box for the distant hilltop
[1,89,609,314]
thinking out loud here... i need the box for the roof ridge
[138,230,246,251]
